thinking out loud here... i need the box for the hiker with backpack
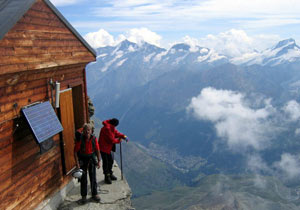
[74,123,101,204]
[98,118,127,184]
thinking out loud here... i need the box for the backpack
[76,132,98,165]
[79,134,96,154]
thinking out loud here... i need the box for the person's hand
[124,136,129,142]
[76,162,80,169]
[97,161,101,169]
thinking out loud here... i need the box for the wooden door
[59,89,76,174]
[72,85,84,130]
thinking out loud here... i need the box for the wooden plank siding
[0,64,87,124]
[0,64,89,210]
[0,0,95,76]
[0,0,95,209]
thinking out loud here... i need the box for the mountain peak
[117,39,137,50]
[171,43,191,51]
[239,38,300,66]
[273,38,296,50]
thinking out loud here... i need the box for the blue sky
[50,0,300,55]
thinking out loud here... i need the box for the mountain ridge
[87,37,300,210]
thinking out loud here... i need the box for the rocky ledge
[57,163,134,210]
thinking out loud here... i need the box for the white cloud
[187,87,276,151]
[274,153,300,179]
[88,0,300,39]
[84,28,161,49]
[198,29,280,57]
[162,29,281,59]
[199,0,300,16]
[50,0,83,6]
[200,48,209,54]
[283,100,300,122]
[182,36,199,52]
[247,153,300,182]
[247,154,272,174]
[83,27,282,58]
[123,28,162,47]
[94,0,300,21]
[202,29,254,56]
[295,128,300,136]
[84,29,116,48]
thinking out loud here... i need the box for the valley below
[90,38,300,209]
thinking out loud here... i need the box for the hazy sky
[50,0,300,50]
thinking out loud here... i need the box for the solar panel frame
[22,101,63,143]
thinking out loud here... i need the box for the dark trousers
[80,157,98,197]
[100,151,113,175]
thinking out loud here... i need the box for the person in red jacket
[98,118,126,184]
[74,123,101,204]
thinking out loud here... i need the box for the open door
[59,89,76,174]
[72,85,85,130]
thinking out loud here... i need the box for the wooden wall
[0,0,95,209]
[0,0,95,75]
[0,64,89,210]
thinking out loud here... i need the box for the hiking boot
[79,196,87,205]
[110,173,117,181]
[105,174,112,184]
[92,194,101,202]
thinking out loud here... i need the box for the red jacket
[98,120,125,154]
[74,135,99,155]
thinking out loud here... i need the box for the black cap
[109,118,119,126]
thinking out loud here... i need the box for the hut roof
[0,0,96,56]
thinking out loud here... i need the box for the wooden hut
[0,0,96,209]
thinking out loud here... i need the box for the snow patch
[144,53,156,62]
[154,51,168,61]
[128,45,135,52]
[116,58,127,67]
[169,49,176,54]
[231,52,259,65]
[101,51,124,72]
[97,53,107,59]
[174,53,188,65]
[197,49,226,63]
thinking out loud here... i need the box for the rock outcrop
[37,163,134,210]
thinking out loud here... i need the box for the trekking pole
[120,140,123,180]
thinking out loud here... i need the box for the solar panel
[22,101,63,143]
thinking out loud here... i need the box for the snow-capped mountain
[86,40,229,96]
[86,38,300,210]
[89,40,229,72]
[233,38,300,66]
[161,43,228,66]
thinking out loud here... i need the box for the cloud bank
[187,87,276,151]
[84,28,161,48]
[283,100,300,122]
[187,87,300,151]
[187,87,300,180]
[197,29,282,57]
[274,153,300,179]
[50,0,84,6]
[84,28,282,58]
[84,29,116,48]
[86,0,300,40]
